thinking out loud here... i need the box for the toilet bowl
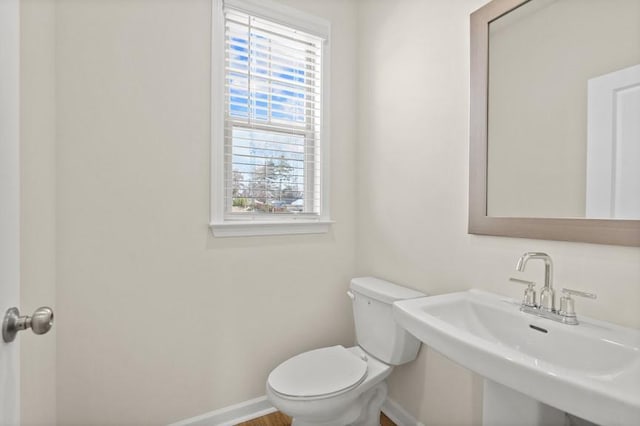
[266,277,426,426]
[267,346,391,426]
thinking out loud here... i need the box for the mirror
[487,0,640,219]
[469,0,640,246]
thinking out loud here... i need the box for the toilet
[266,277,426,426]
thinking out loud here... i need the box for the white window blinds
[223,4,324,217]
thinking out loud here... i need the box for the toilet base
[291,381,388,426]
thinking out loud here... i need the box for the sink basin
[393,289,640,425]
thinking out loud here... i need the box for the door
[0,0,21,423]
[586,64,640,219]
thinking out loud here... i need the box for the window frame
[210,0,332,237]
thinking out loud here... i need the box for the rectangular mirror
[469,0,640,246]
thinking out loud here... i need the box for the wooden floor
[237,411,396,426]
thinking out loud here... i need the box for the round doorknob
[30,307,54,335]
[2,306,55,343]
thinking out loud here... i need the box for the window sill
[210,219,334,237]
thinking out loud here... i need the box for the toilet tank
[349,277,426,365]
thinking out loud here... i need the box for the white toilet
[266,277,426,426]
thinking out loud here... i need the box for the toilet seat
[267,345,368,399]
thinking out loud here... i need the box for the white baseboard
[169,396,422,426]
[382,398,425,426]
[168,396,276,426]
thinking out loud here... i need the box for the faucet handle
[509,277,536,307]
[509,277,534,286]
[559,288,597,324]
[561,288,597,300]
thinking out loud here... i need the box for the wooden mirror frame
[468,0,640,247]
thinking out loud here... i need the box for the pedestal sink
[392,290,640,425]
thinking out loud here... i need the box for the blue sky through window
[227,31,308,123]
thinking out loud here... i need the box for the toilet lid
[268,345,368,398]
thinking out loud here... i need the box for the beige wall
[18,0,640,424]
[20,0,57,424]
[356,0,640,424]
[487,0,640,218]
[51,0,357,424]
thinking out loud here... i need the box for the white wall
[356,0,640,424]
[51,0,357,424]
[18,0,640,424]
[20,0,57,424]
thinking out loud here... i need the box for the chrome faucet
[516,252,554,311]
[511,252,597,325]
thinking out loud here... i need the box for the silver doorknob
[2,306,54,343]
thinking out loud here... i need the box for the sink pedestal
[483,380,565,426]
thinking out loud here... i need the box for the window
[211,0,331,237]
